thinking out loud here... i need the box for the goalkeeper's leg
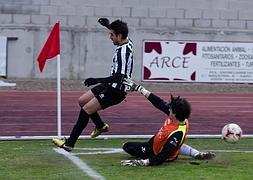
[180,144,215,160]
[122,142,152,159]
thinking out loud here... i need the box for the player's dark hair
[170,95,191,122]
[109,19,128,39]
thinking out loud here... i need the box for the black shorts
[91,83,127,109]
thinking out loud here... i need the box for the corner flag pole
[37,22,61,138]
[57,54,62,138]
[37,22,60,73]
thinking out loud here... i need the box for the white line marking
[209,150,253,153]
[1,134,253,140]
[72,148,253,155]
[72,148,123,155]
[53,148,104,180]
[74,147,122,150]
[53,147,253,179]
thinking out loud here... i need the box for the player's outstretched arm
[84,74,124,87]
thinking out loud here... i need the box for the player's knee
[78,98,85,107]
[122,142,130,152]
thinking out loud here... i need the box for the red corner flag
[37,22,60,72]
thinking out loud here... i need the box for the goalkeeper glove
[121,159,149,166]
[123,79,150,96]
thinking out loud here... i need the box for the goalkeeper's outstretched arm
[123,79,170,115]
[135,85,151,98]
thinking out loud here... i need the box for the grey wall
[1,0,253,80]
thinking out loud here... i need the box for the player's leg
[180,144,216,160]
[77,89,103,133]
[52,90,93,151]
[90,112,109,138]
[80,84,108,136]
[78,90,105,133]
[53,97,102,151]
[78,90,95,107]
[63,108,90,150]
[66,98,103,146]
[90,86,126,138]
[79,89,106,129]
[122,141,153,159]
[52,107,89,152]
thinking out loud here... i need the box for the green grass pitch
[1,138,253,180]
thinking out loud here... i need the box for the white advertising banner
[142,40,253,83]
[0,37,7,77]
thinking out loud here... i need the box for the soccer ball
[222,123,242,143]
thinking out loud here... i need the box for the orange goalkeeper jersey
[153,118,189,161]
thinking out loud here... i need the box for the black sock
[67,109,89,147]
[90,112,105,129]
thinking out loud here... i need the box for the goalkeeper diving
[121,79,215,166]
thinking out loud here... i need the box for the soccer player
[52,18,134,152]
[121,79,215,166]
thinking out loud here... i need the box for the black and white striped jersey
[111,38,134,89]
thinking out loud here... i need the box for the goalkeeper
[121,79,215,166]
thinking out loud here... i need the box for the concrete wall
[1,0,253,80]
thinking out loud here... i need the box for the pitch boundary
[53,148,104,180]
[1,134,253,140]
[53,147,253,179]
[71,147,253,155]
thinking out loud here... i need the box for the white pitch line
[53,147,253,179]
[53,148,104,180]
[209,149,253,153]
[74,147,122,150]
[72,148,124,155]
[72,148,253,155]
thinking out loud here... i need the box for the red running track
[0,91,252,137]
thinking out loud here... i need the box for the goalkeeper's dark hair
[109,19,128,39]
[170,95,191,122]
